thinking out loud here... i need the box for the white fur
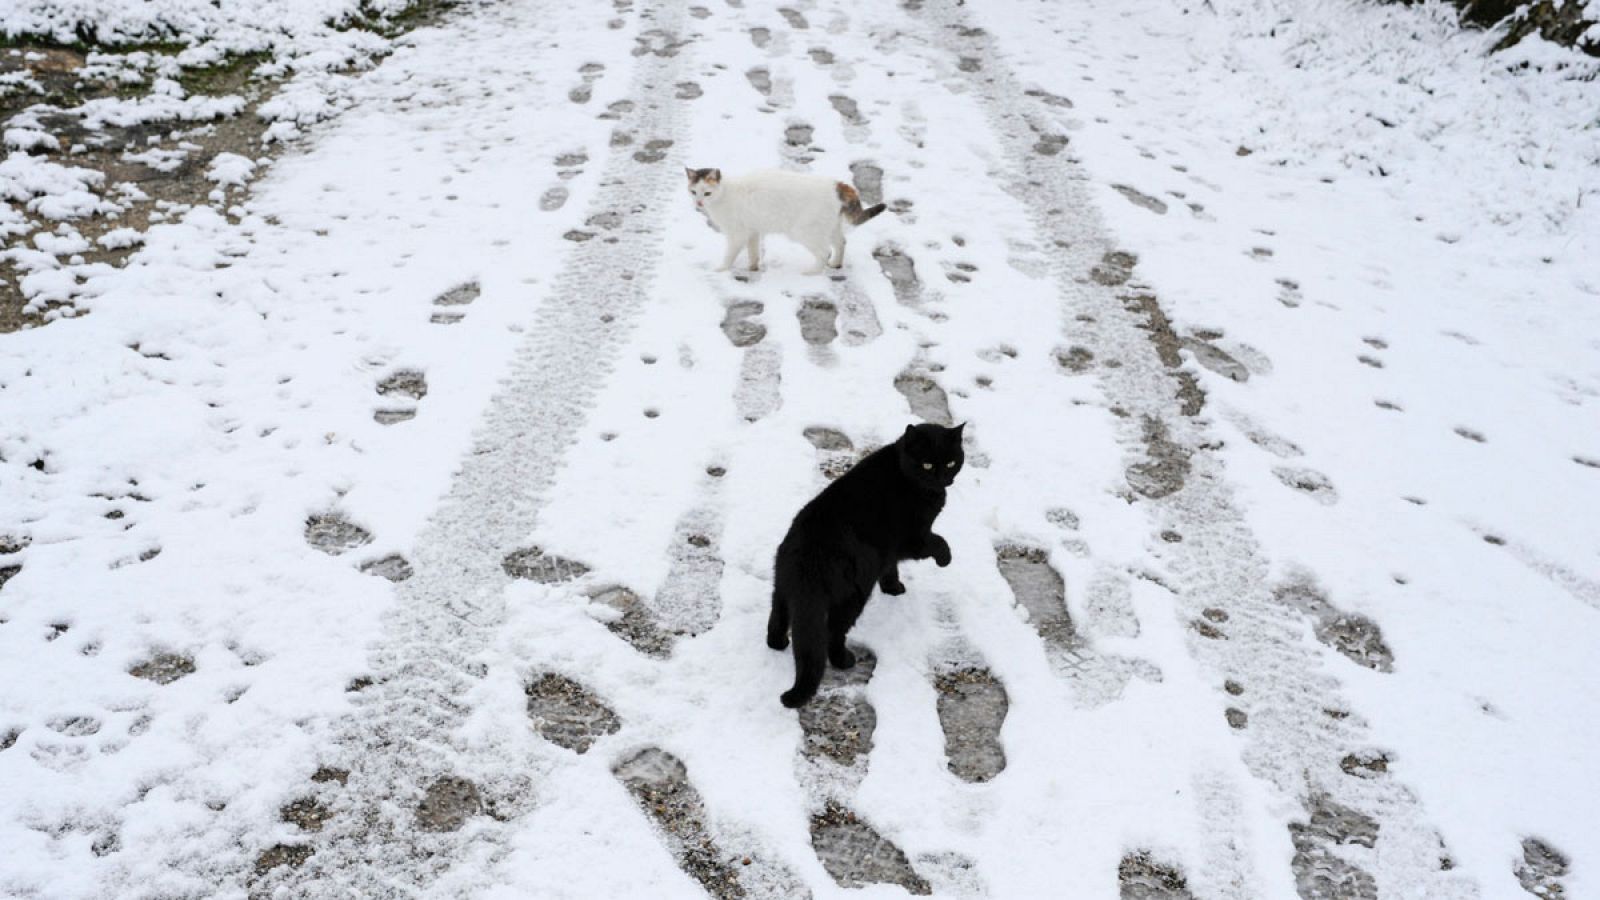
[690,170,853,274]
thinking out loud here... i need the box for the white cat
[686,167,886,274]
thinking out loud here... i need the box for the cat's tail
[836,182,887,226]
[780,595,828,708]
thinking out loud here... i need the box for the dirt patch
[254,843,313,876]
[415,775,482,833]
[502,546,591,583]
[0,565,23,593]
[280,797,333,832]
[894,372,953,425]
[1515,837,1569,898]
[128,653,195,685]
[720,300,766,347]
[0,49,277,330]
[809,801,930,895]
[1119,851,1195,899]
[934,667,1008,783]
[614,747,747,899]
[525,673,621,754]
[304,514,373,556]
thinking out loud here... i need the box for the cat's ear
[707,168,722,184]
[953,422,966,437]
[685,167,697,182]
[904,424,917,438]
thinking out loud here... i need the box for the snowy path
[2,0,1597,898]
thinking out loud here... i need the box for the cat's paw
[715,264,731,272]
[879,577,906,596]
[829,647,857,669]
[930,535,953,567]
[780,688,812,708]
[767,633,789,650]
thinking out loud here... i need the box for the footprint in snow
[614,747,771,899]
[1111,184,1167,214]
[589,585,675,658]
[1272,466,1338,505]
[305,513,372,556]
[797,296,839,356]
[374,368,426,425]
[1288,795,1380,899]
[894,372,953,426]
[525,673,621,754]
[810,801,931,895]
[1119,851,1197,899]
[799,645,878,766]
[502,546,590,583]
[1515,837,1570,900]
[431,280,478,325]
[934,666,1008,783]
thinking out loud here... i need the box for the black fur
[768,423,966,707]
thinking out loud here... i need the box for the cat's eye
[922,462,933,470]
[946,461,956,468]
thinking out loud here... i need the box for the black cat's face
[898,423,966,489]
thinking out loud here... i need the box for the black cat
[768,423,966,708]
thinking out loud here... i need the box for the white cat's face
[685,167,722,210]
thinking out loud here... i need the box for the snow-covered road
[3,0,1597,897]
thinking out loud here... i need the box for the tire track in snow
[900,1,1475,896]
[268,1,694,894]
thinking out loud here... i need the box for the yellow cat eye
[922,462,933,470]
[946,461,956,468]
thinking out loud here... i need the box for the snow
[2,0,1597,897]
[205,152,255,187]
